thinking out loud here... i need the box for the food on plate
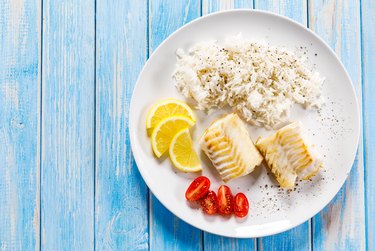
[169,128,202,172]
[217,185,234,215]
[233,193,249,218]
[173,34,324,129]
[256,121,323,188]
[185,176,210,201]
[147,99,201,172]
[201,191,219,215]
[199,113,263,182]
[146,98,196,133]
[185,176,249,218]
[151,115,195,158]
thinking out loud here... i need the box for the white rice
[173,35,324,129]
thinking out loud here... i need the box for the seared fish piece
[256,122,323,188]
[200,113,263,182]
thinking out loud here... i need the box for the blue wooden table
[0,0,373,250]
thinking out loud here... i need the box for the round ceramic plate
[129,10,360,238]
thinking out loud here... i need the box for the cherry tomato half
[233,193,249,218]
[201,191,218,215]
[217,185,234,215]
[185,176,210,201]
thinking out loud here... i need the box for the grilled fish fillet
[256,121,323,188]
[200,113,263,182]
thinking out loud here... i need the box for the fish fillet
[256,121,323,188]
[200,113,263,182]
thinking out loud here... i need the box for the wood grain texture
[204,234,256,251]
[361,0,375,250]
[41,0,95,249]
[201,1,255,250]
[255,0,307,24]
[254,1,311,251]
[95,0,149,250]
[310,1,365,250]
[148,0,202,250]
[202,0,253,13]
[0,0,40,250]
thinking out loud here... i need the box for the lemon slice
[151,115,195,158]
[169,128,202,172]
[146,99,196,132]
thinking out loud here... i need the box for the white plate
[129,10,360,238]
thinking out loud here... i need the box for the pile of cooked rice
[173,35,324,129]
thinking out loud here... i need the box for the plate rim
[129,9,361,238]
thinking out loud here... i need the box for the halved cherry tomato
[217,185,233,215]
[233,193,249,218]
[201,191,218,215]
[185,176,210,201]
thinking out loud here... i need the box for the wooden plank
[361,0,375,250]
[202,0,253,13]
[148,0,202,250]
[0,0,41,250]
[310,1,365,250]
[95,0,149,250]
[255,0,307,25]
[201,1,255,250]
[204,234,256,251]
[41,0,95,249]
[254,1,310,250]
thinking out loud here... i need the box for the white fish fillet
[200,113,263,182]
[256,121,323,188]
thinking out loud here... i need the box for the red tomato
[217,185,234,215]
[185,176,210,201]
[233,193,249,218]
[201,191,218,215]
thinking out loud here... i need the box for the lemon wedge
[169,128,202,172]
[146,99,196,133]
[151,115,195,158]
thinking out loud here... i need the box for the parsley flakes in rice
[173,35,324,129]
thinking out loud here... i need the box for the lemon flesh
[146,99,196,132]
[169,128,202,172]
[151,116,195,158]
